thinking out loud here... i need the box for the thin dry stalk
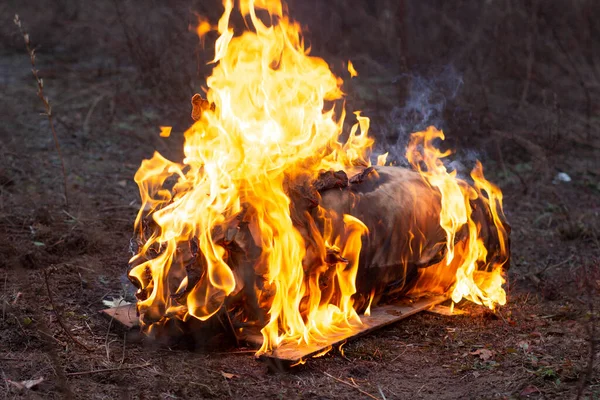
[65,363,151,377]
[13,15,69,208]
[323,371,380,400]
[43,269,93,352]
[104,297,124,362]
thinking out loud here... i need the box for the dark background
[0,1,598,399]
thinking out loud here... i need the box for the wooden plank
[100,303,138,329]
[256,295,448,364]
[101,295,448,364]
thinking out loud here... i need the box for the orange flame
[405,127,508,308]
[130,0,373,355]
[347,60,358,78]
[195,16,213,39]
[158,126,172,138]
[129,0,508,357]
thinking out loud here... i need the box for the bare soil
[1,1,599,399]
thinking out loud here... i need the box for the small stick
[43,269,93,352]
[213,350,256,355]
[323,371,380,400]
[66,363,151,377]
[13,15,69,208]
[37,328,68,347]
[119,332,127,366]
[104,298,124,361]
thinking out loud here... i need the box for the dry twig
[66,363,151,377]
[43,269,93,352]
[323,371,381,400]
[13,15,69,208]
[104,297,123,361]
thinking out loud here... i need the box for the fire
[158,126,172,138]
[128,0,508,356]
[405,127,508,308]
[347,60,358,78]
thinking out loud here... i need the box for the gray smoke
[371,67,466,169]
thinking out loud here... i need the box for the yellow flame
[313,345,333,358]
[376,152,388,166]
[130,0,508,356]
[364,288,375,316]
[290,358,306,367]
[405,127,508,309]
[195,16,214,39]
[347,60,358,77]
[338,340,347,357]
[130,0,373,354]
[159,126,172,137]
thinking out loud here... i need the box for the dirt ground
[1,1,599,399]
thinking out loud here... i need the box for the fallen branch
[66,363,151,377]
[323,371,380,400]
[43,269,93,352]
[13,15,69,208]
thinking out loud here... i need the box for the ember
[128,0,509,359]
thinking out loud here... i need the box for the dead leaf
[520,385,540,396]
[470,348,494,361]
[7,377,44,390]
[221,371,238,380]
[102,296,131,308]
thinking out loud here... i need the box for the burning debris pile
[127,0,509,358]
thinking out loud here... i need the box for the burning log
[128,163,509,341]
[316,166,447,307]
[315,165,509,311]
[125,0,510,361]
